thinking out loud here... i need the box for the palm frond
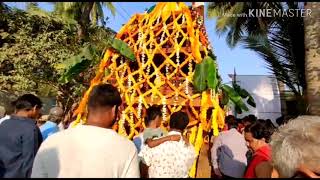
[91,3,98,26]
[240,34,301,95]
[104,2,116,17]
[96,2,106,26]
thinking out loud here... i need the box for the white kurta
[31,125,140,178]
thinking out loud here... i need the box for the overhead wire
[113,3,130,30]
[118,3,131,19]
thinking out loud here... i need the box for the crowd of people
[0,83,319,178]
[210,114,320,178]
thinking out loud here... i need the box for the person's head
[265,119,276,134]
[48,107,64,124]
[242,114,257,127]
[12,94,42,119]
[244,121,270,152]
[145,105,162,128]
[169,111,189,132]
[37,115,48,127]
[225,115,237,129]
[0,106,5,118]
[276,115,285,126]
[87,84,122,128]
[270,116,320,178]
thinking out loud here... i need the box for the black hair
[243,114,257,124]
[265,119,276,136]
[276,115,285,126]
[248,114,257,123]
[244,121,272,142]
[169,111,189,131]
[145,105,162,126]
[265,119,275,128]
[257,119,267,125]
[12,94,42,111]
[225,115,237,129]
[88,84,122,110]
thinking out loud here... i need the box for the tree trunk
[304,2,320,115]
[77,2,94,42]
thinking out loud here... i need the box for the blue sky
[5,2,270,83]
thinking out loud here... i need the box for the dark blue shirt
[0,115,43,178]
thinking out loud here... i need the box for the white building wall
[230,75,282,126]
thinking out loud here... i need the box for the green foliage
[57,37,135,85]
[205,57,218,91]
[110,38,136,61]
[192,51,255,113]
[58,45,98,84]
[193,61,207,92]
[232,82,256,107]
[53,2,116,40]
[0,5,115,111]
[221,84,249,112]
[207,2,306,98]
[193,56,218,92]
[147,5,156,13]
[54,2,115,26]
[0,6,79,96]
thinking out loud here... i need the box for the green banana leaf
[58,45,97,84]
[221,88,229,106]
[110,38,136,62]
[247,96,256,107]
[193,56,219,92]
[204,56,218,90]
[233,83,256,108]
[57,37,135,84]
[59,56,91,84]
[147,5,156,13]
[235,104,243,114]
[193,60,207,92]
[221,84,249,112]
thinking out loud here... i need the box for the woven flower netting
[72,2,226,177]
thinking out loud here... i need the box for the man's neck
[146,125,157,129]
[14,111,30,119]
[85,121,109,129]
[169,128,182,133]
[85,115,113,129]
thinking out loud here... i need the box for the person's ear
[32,106,37,112]
[31,106,39,117]
[111,106,116,116]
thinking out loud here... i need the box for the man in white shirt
[139,111,196,178]
[31,84,140,178]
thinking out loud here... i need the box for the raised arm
[145,134,181,148]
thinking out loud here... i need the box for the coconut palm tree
[207,2,307,114]
[304,2,320,115]
[207,2,280,47]
[54,2,116,41]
